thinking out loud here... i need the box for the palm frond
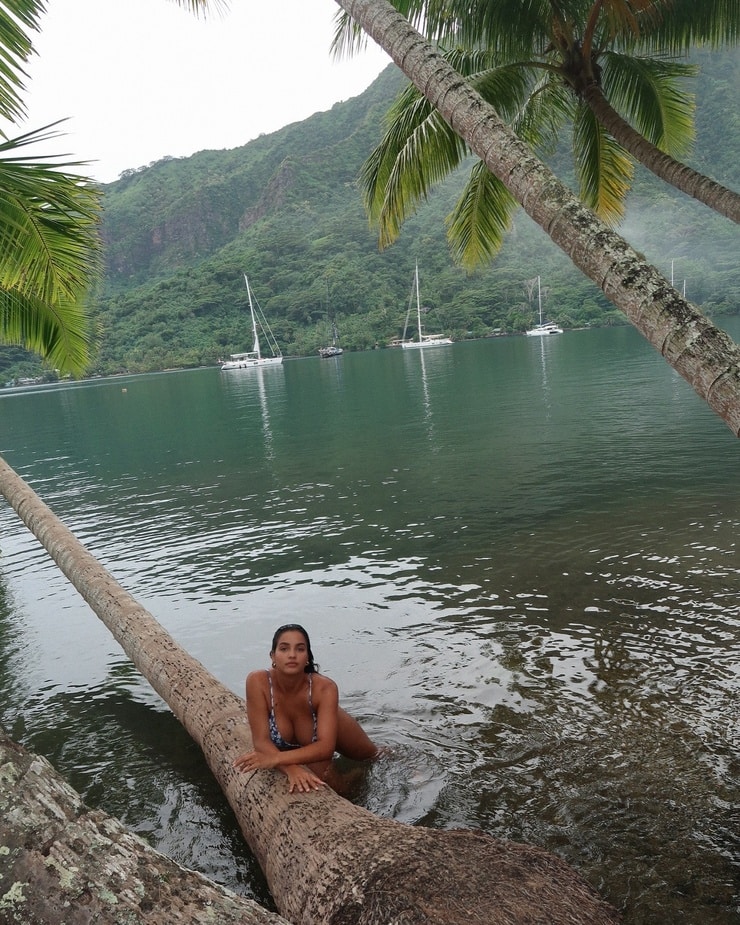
[636,0,740,51]
[513,71,576,153]
[0,124,101,372]
[0,125,102,302]
[0,287,92,375]
[573,102,633,223]
[332,0,432,56]
[601,51,696,154]
[361,43,541,250]
[331,9,371,60]
[429,0,555,55]
[360,85,467,247]
[596,0,665,41]
[0,0,44,121]
[467,60,536,121]
[446,160,519,268]
[170,0,230,16]
[436,46,546,126]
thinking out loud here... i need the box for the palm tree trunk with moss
[338,0,740,436]
[0,727,291,925]
[581,82,740,223]
[0,455,622,924]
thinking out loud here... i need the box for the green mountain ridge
[2,51,738,380]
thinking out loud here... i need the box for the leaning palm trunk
[0,456,622,925]
[582,83,740,224]
[338,0,740,436]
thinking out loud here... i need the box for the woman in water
[233,624,379,792]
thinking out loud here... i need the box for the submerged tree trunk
[338,0,740,436]
[0,455,621,924]
[0,728,290,925]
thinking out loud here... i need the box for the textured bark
[340,0,740,436]
[582,82,740,224]
[237,769,622,925]
[0,455,622,924]
[0,728,290,925]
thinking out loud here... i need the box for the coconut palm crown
[338,0,740,267]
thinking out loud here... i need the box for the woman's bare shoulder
[246,670,269,693]
[312,673,338,698]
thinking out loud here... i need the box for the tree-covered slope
[2,50,737,381]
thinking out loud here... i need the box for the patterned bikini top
[266,669,318,751]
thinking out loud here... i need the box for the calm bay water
[1,324,739,923]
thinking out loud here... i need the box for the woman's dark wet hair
[271,623,318,673]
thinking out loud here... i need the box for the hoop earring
[271,661,276,668]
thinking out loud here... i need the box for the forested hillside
[2,49,738,380]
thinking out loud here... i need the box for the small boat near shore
[318,345,343,358]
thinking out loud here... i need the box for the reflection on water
[1,326,739,923]
[528,333,557,418]
[219,364,286,462]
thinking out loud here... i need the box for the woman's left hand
[233,750,278,772]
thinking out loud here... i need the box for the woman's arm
[244,671,280,755]
[233,672,335,792]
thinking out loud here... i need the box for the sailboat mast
[244,273,261,360]
[537,275,543,326]
[415,261,422,344]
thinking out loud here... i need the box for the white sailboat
[319,320,343,358]
[318,280,343,358]
[401,262,453,349]
[525,276,563,337]
[220,274,283,369]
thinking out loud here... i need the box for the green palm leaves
[0,0,225,376]
[0,1,101,375]
[0,0,39,121]
[361,56,525,266]
[0,124,102,374]
[349,0,739,266]
[599,52,696,153]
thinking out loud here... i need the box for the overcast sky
[12,0,390,183]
